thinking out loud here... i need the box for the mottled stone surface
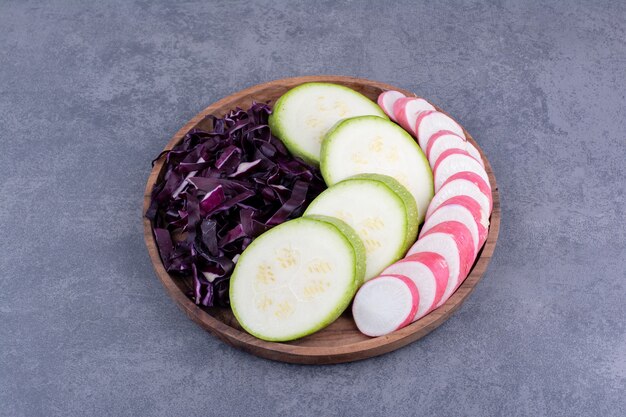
[1,1,625,416]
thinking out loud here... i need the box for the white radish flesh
[420,204,480,255]
[436,195,490,246]
[377,90,405,122]
[393,97,436,135]
[426,131,484,168]
[382,252,449,320]
[415,110,466,151]
[352,274,419,337]
[433,149,490,192]
[426,171,493,219]
[408,221,475,304]
[422,221,476,283]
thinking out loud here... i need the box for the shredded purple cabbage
[146,102,325,307]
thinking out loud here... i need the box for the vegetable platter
[143,76,500,364]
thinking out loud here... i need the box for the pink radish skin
[433,147,483,169]
[426,130,484,168]
[382,252,449,320]
[436,195,489,246]
[352,274,419,337]
[433,149,490,192]
[408,221,475,303]
[389,275,419,329]
[351,93,495,338]
[420,203,480,255]
[407,232,461,306]
[444,171,493,212]
[392,97,436,134]
[426,130,464,157]
[377,90,406,122]
[426,171,493,220]
[422,221,476,280]
[415,111,466,151]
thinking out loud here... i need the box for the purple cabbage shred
[146,102,325,307]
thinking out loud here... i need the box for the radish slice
[408,221,475,303]
[415,110,466,151]
[436,195,489,246]
[423,221,476,279]
[352,274,419,337]
[426,130,484,168]
[420,203,480,255]
[382,252,448,320]
[433,149,490,192]
[377,90,405,122]
[393,97,436,134]
[446,171,493,212]
[426,171,493,219]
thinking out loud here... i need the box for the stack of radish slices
[353,91,492,337]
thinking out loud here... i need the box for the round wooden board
[143,75,500,365]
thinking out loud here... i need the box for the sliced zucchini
[230,216,365,342]
[269,83,388,166]
[320,115,433,223]
[304,174,418,280]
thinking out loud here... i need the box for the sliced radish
[352,274,419,337]
[446,171,493,211]
[420,203,480,255]
[433,149,490,192]
[382,252,448,320]
[436,195,489,246]
[377,90,405,122]
[392,97,436,134]
[415,110,466,151]
[426,130,484,168]
[407,221,475,303]
[426,171,493,219]
[423,221,476,280]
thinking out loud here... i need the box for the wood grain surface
[142,75,501,364]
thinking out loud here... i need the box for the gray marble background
[1,1,625,416]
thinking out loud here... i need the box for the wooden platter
[143,75,500,364]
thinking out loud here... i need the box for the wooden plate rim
[142,75,500,364]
